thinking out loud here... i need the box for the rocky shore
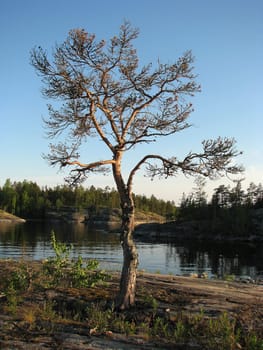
[0,210,26,223]
[134,209,263,242]
[44,206,263,241]
[0,259,262,349]
[45,207,164,231]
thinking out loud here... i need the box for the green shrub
[42,231,108,287]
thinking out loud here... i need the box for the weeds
[0,232,107,314]
[42,231,108,287]
[223,274,236,282]
[244,333,263,350]
[1,261,32,313]
[197,312,241,350]
[142,292,159,311]
[173,319,187,342]
[86,302,112,333]
[70,255,108,288]
[5,283,19,314]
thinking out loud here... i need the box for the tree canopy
[31,22,242,186]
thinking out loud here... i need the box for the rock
[236,275,255,284]
[45,207,89,223]
[0,210,26,223]
[45,207,165,232]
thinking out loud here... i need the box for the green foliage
[9,263,31,291]
[1,261,32,314]
[150,316,169,338]
[86,302,113,334]
[178,179,263,237]
[42,231,108,288]
[203,312,240,349]
[0,179,177,219]
[5,283,19,314]
[70,256,108,288]
[244,334,263,350]
[223,274,236,282]
[42,231,72,285]
[173,319,187,341]
[142,292,159,312]
[144,310,256,349]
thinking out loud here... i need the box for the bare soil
[0,260,262,349]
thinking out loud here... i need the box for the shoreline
[0,210,26,223]
[1,257,263,285]
[0,259,262,349]
[0,218,26,223]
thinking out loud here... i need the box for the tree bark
[112,152,138,310]
[116,201,138,310]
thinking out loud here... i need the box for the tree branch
[62,158,115,169]
[127,137,243,191]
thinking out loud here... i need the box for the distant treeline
[0,179,177,219]
[1,178,263,235]
[178,177,263,237]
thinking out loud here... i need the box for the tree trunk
[116,202,138,310]
[112,152,138,310]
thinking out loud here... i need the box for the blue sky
[0,0,262,203]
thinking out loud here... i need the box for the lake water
[0,221,262,279]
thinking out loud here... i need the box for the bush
[42,231,108,287]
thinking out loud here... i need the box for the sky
[0,0,262,204]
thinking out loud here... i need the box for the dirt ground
[0,260,262,349]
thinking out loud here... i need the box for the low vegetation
[0,234,262,349]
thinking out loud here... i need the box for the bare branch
[62,158,115,169]
[31,21,242,188]
[127,137,243,191]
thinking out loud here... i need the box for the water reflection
[0,221,262,278]
[162,240,263,278]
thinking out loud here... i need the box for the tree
[230,178,245,207]
[0,179,17,214]
[192,175,207,207]
[245,182,258,207]
[212,184,231,209]
[31,22,242,309]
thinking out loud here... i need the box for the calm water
[0,221,262,278]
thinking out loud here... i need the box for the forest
[1,178,263,237]
[177,177,263,237]
[0,179,177,220]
